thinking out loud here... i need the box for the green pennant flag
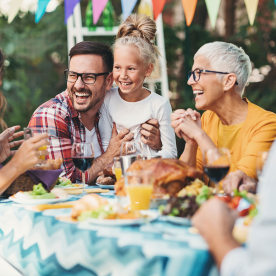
[205,0,221,29]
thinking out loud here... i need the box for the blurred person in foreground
[28,41,162,184]
[192,140,276,276]
[0,49,49,195]
[0,49,25,163]
[171,41,276,194]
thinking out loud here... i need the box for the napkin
[27,169,63,192]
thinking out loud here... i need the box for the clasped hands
[171,108,202,143]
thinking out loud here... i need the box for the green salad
[55,177,72,187]
[77,205,115,221]
[28,183,56,199]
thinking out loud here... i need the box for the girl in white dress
[102,14,177,158]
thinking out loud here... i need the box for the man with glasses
[28,41,162,183]
[171,41,276,194]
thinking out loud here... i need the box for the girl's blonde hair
[114,14,159,65]
[0,49,7,130]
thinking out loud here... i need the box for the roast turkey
[115,158,202,198]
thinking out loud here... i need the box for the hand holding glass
[24,127,48,166]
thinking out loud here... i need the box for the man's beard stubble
[70,87,102,113]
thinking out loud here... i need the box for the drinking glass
[113,157,122,181]
[120,141,137,156]
[71,142,94,193]
[203,148,231,193]
[120,141,138,175]
[24,127,48,166]
[125,170,153,211]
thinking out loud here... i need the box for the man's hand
[0,125,24,163]
[88,123,133,183]
[140,119,162,151]
[223,170,257,194]
[105,123,134,158]
[192,198,240,268]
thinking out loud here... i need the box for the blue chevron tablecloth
[0,198,218,276]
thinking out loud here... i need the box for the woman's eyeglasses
[188,68,238,85]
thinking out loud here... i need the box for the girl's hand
[140,119,162,151]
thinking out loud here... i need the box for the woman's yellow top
[196,99,276,178]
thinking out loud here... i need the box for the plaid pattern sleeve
[28,91,86,183]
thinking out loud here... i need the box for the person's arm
[0,125,24,163]
[191,198,240,268]
[179,140,198,166]
[28,105,80,182]
[0,134,49,195]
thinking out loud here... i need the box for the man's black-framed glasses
[64,69,110,85]
[188,68,238,85]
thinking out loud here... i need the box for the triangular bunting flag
[181,0,198,26]
[152,0,166,20]
[244,0,259,25]
[7,0,23,23]
[205,0,221,28]
[138,0,153,18]
[64,0,81,23]
[121,0,138,20]
[35,0,51,23]
[92,0,108,24]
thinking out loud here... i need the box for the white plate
[160,215,191,226]
[55,183,88,190]
[95,183,115,190]
[83,210,159,226]
[9,191,71,205]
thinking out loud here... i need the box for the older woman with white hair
[171,41,276,194]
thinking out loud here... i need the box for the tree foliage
[0,5,67,128]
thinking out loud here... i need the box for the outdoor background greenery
[0,0,275,155]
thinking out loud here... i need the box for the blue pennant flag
[121,0,138,20]
[35,0,51,23]
[64,0,81,23]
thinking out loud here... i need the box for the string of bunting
[5,0,269,27]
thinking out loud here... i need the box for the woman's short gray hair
[195,41,252,95]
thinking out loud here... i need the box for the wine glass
[71,142,94,193]
[203,148,231,194]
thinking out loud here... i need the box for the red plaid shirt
[28,91,102,183]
